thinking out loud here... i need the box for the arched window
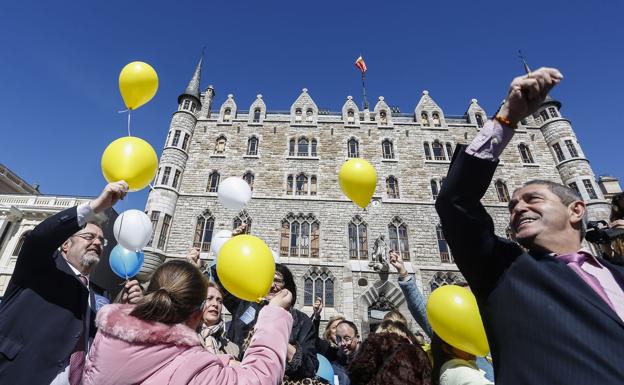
[429,271,462,292]
[289,139,296,156]
[421,112,430,126]
[430,179,441,200]
[423,142,432,160]
[233,210,252,234]
[243,171,254,191]
[297,137,309,156]
[348,138,359,158]
[379,110,388,125]
[386,176,399,199]
[12,230,31,257]
[286,175,294,195]
[280,213,320,258]
[518,144,534,164]
[436,224,453,263]
[348,216,368,259]
[215,136,227,154]
[382,139,394,159]
[388,217,410,260]
[311,139,318,157]
[495,180,510,202]
[347,109,355,124]
[223,108,231,122]
[295,108,303,122]
[445,143,453,159]
[303,269,335,307]
[207,171,220,193]
[247,137,258,156]
[310,175,318,196]
[306,109,314,122]
[296,173,308,195]
[193,211,215,252]
[432,112,441,127]
[432,141,445,160]
[475,113,484,128]
[253,108,261,123]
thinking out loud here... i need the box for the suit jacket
[435,147,624,385]
[0,206,105,385]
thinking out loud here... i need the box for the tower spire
[179,49,204,103]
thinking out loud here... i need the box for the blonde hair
[323,315,346,343]
[382,309,408,325]
[376,320,418,344]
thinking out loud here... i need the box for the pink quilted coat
[82,303,292,385]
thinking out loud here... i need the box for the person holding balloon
[0,181,143,385]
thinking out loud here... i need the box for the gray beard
[80,254,100,269]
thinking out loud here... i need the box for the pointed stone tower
[415,90,445,127]
[141,55,204,279]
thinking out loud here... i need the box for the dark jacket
[0,207,105,384]
[435,146,624,385]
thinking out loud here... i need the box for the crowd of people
[0,66,623,385]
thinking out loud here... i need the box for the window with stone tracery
[280,213,320,258]
[348,216,368,259]
[193,211,215,253]
[303,268,335,307]
[388,217,410,260]
[233,210,252,234]
[429,271,462,292]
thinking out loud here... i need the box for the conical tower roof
[178,53,203,104]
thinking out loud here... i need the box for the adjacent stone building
[142,58,612,335]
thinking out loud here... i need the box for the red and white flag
[355,56,367,73]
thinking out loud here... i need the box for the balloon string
[127,110,132,137]
[148,184,155,191]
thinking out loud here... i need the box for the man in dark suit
[0,181,143,384]
[436,68,624,385]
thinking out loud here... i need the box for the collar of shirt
[62,257,90,284]
[551,248,603,269]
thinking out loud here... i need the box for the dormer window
[306,109,314,122]
[223,108,232,122]
[475,113,484,128]
[295,108,303,122]
[182,100,191,110]
[421,112,430,126]
[548,107,558,118]
[253,108,261,123]
[432,112,441,127]
[347,110,355,124]
[379,110,387,125]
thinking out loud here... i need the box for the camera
[585,220,624,244]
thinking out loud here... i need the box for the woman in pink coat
[83,260,293,385]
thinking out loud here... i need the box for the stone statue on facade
[369,234,390,272]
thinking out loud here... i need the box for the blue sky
[1,0,622,213]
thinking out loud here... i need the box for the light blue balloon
[109,244,144,279]
[316,354,334,385]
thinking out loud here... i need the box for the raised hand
[269,289,293,310]
[313,296,323,314]
[389,249,407,277]
[185,247,201,268]
[89,181,129,213]
[120,280,143,304]
[498,67,563,127]
[232,223,247,236]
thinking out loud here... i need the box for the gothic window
[182,100,191,110]
[431,179,441,200]
[553,143,565,162]
[223,108,232,122]
[172,170,181,189]
[253,108,261,123]
[445,143,453,159]
[215,136,227,154]
[540,110,549,122]
[310,176,318,196]
[432,141,445,160]
[306,109,314,122]
[295,108,303,122]
[298,137,309,156]
[157,214,171,250]
[548,107,558,118]
[233,210,252,234]
[423,142,432,160]
[436,224,453,263]
[568,182,581,196]
[280,214,320,258]
[12,230,31,257]
[386,176,399,199]
[247,136,259,156]
[421,112,430,126]
[382,139,394,159]
[172,130,181,147]
[286,175,294,195]
[182,133,190,151]
[207,171,220,193]
[388,217,410,260]
[161,166,171,185]
[311,139,318,157]
[495,180,510,203]
[289,139,296,156]
[147,211,160,247]
[348,216,368,259]
[518,144,535,164]
[296,173,308,195]
[193,211,215,252]
[379,110,388,125]
[348,138,359,158]
[429,271,462,292]
[432,112,441,127]
[243,171,254,191]
[475,113,484,128]
[303,269,335,307]
[565,140,579,158]
[583,179,598,199]
[347,109,355,124]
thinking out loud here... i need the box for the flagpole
[361,71,369,110]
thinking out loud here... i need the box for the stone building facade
[142,58,612,336]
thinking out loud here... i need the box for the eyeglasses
[73,232,108,247]
[336,335,355,345]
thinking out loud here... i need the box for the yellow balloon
[217,235,275,302]
[338,158,377,208]
[101,136,158,192]
[426,285,489,357]
[119,61,159,110]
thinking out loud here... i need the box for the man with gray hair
[436,68,624,384]
[0,181,143,385]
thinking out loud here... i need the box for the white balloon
[218,177,252,211]
[113,209,153,251]
[272,249,280,263]
[210,229,232,257]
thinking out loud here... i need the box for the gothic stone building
[142,58,612,336]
